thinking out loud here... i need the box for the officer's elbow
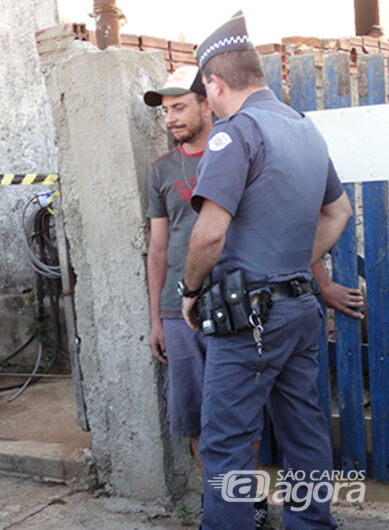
[192,228,225,253]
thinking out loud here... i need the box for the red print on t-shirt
[174,175,197,203]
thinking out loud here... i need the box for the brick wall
[35,25,389,81]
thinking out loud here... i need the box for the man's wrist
[177,278,203,298]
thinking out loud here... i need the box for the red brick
[170,50,196,64]
[314,50,324,65]
[379,40,389,52]
[362,36,379,48]
[363,45,380,54]
[350,36,363,47]
[169,40,195,53]
[35,24,74,41]
[140,35,168,50]
[321,38,338,50]
[256,43,282,55]
[121,42,140,50]
[294,45,314,55]
[282,36,321,48]
[337,37,351,51]
[120,33,140,47]
[87,30,97,46]
[141,47,170,61]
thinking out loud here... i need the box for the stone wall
[0,0,58,363]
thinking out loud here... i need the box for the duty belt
[248,278,321,301]
[197,272,321,338]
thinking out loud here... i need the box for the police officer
[180,12,352,530]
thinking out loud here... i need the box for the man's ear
[211,74,225,97]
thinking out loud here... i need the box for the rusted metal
[91,1,126,50]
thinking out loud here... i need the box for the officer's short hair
[195,94,206,104]
[202,50,267,90]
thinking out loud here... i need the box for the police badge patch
[209,132,232,151]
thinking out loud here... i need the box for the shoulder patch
[208,132,232,152]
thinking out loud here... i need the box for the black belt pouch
[210,282,233,335]
[224,270,251,331]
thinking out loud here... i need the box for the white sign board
[307,104,389,183]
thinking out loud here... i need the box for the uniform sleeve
[146,166,168,218]
[191,119,254,216]
[322,158,344,205]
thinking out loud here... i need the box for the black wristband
[177,278,203,298]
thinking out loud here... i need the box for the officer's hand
[182,296,201,331]
[149,320,168,364]
[321,281,364,319]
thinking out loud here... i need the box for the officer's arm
[182,200,232,330]
[311,191,352,266]
[147,217,169,364]
[184,199,232,291]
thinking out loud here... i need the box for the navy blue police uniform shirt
[191,89,344,284]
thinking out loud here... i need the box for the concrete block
[44,43,191,501]
[0,440,93,485]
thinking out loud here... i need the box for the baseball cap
[144,65,206,107]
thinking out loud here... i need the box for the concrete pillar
[44,44,193,500]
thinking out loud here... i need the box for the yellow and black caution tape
[47,191,61,216]
[0,174,59,186]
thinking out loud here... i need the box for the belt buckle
[289,280,303,297]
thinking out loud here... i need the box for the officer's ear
[210,75,225,97]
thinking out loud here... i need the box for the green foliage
[26,293,52,362]
[179,505,192,526]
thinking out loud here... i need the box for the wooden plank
[287,53,333,439]
[332,184,366,473]
[357,54,386,106]
[358,51,388,482]
[323,48,363,472]
[323,52,351,109]
[260,53,282,101]
[362,181,389,481]
[289,55,317,112]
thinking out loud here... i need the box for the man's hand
[148,320,167,364]
[321,281,364,319]
[182,296,201,331]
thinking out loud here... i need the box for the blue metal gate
[259,52,389,483]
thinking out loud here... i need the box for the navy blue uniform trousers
[200,294,337,530]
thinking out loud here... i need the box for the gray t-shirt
[146,145,202,317]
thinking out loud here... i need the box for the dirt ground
[0,378,90,451]
[0,380,389,529]
[1,471,389,529]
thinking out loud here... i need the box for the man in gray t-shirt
[144,66,213,465]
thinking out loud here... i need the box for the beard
[171,115,206,145]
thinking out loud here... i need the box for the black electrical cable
[0,195,69,395]
[1,335,36,364]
